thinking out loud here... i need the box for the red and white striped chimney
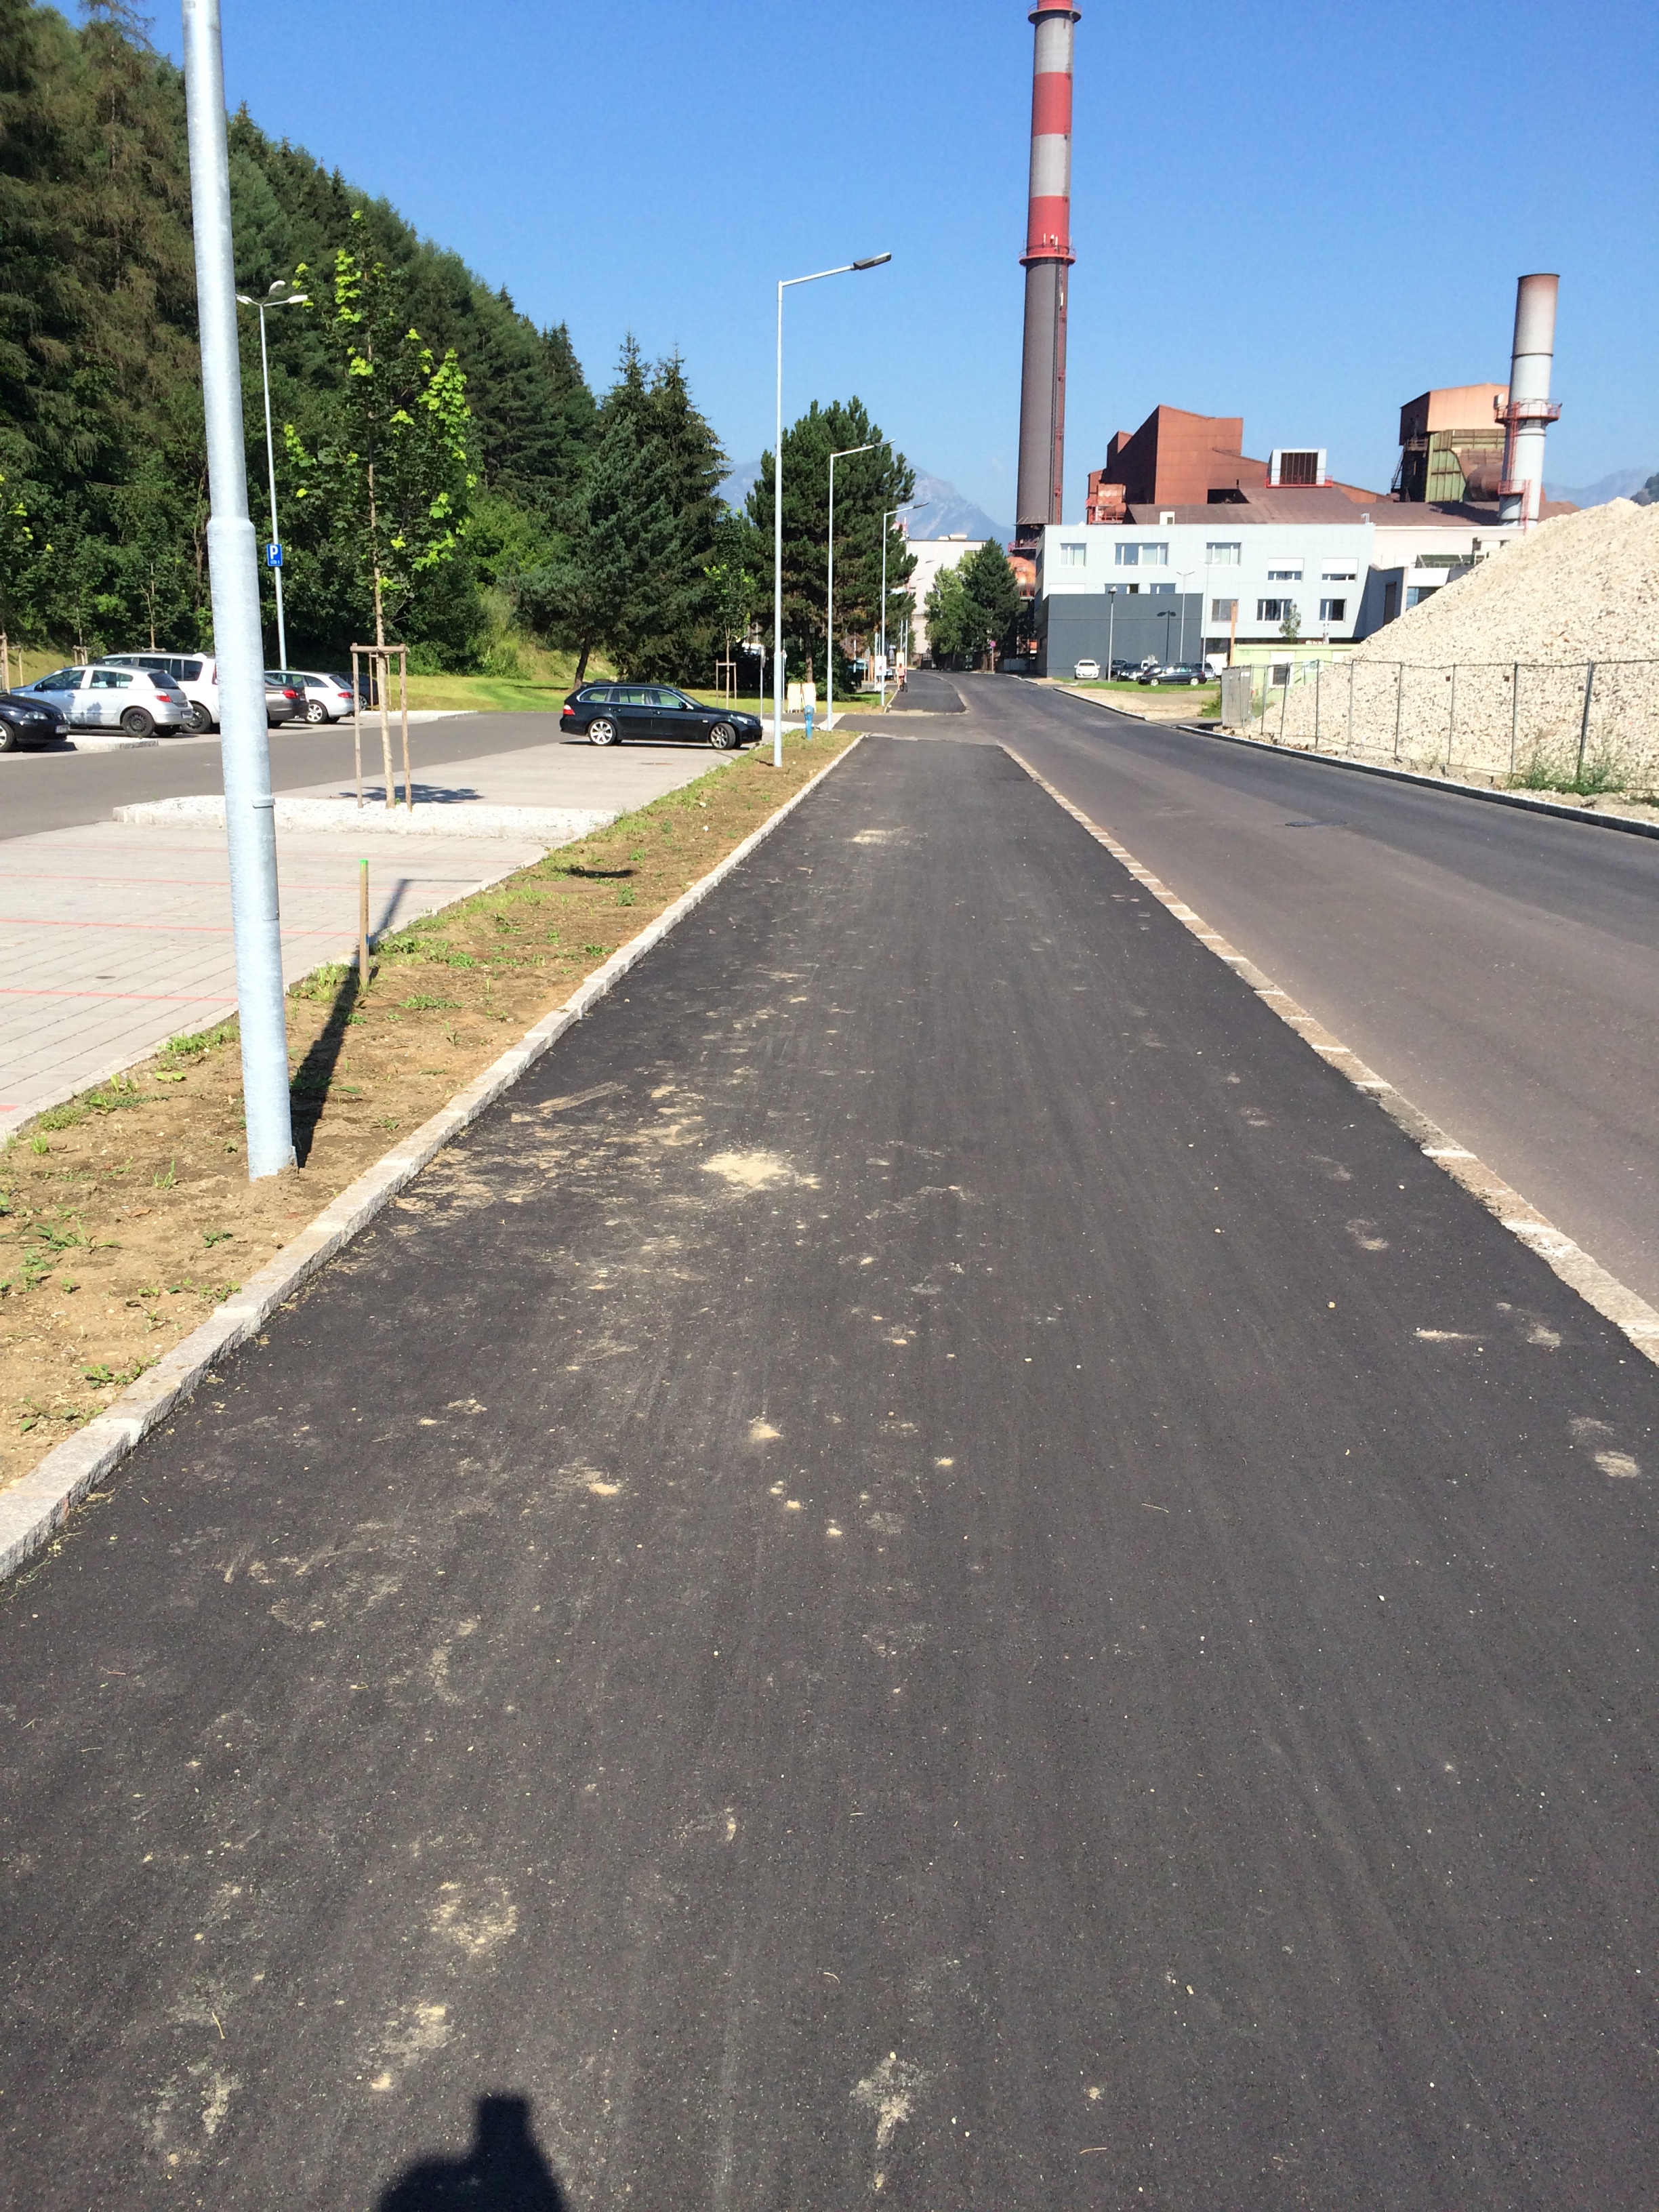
[1016,2,1080,535]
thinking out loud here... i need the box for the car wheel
[0,721,16,752]
[305,699,329,724]
[588,716,619,746]
[121,706,155,736]
[184,701,213,733]
[708,721,737,750]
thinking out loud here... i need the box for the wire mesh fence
[1229,658,1659,797]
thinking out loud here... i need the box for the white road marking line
[1004,743,1659,1370]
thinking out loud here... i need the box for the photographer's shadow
[377,2094,569,2210]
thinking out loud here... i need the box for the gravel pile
[1263,501,1659,783]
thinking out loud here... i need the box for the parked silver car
[281,670,358,723]
[98,651,219,731]
[21,663,191,737]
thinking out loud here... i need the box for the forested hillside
[0,0,920,682]
[0,0,705,670]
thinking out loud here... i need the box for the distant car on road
[560,682,761,750]
[100,651,219,732]
[20,663,191,737]
[0,689,68,750]
[1072,657,1101,680]
[1136,663,1208,687]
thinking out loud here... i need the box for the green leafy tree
[955,540,1022,666]
[746,399,914,682]
[924,562,972,665]
[284,218,476,653]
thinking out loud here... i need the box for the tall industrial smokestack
[1497,273,1560,530]
[1015,3,1079,536]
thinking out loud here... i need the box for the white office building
[1033,489,1523,677]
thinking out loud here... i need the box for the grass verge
[0,726,856,1496]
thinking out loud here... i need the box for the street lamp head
[851,253,893,270]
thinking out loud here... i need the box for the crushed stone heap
[1263,501,1659,784]
[1351,499,1659,669]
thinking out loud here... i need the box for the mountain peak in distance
[718,463,1012,546]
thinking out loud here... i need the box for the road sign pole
[182,0,294,1179]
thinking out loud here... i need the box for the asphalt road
[0,712,574,840]
[958,675,1659,1311]
[888,670,964,713]
[3,737,1656,2208]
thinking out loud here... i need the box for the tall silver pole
[255,304,288,671]
[182,0,294,1179]
[773,280,785,769]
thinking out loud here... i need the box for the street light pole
[182,0,293,1180]
[236,282,308,670]
[827,441,875,737]
[773,253,890,766]
[1107,583,1117,678]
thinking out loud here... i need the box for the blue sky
[163,0,1657,524]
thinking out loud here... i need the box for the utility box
[1220,666,1253,728]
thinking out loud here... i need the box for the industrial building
[1024,273,1566,678]
[1084,406,1383,522]
[1032,494,1523,675]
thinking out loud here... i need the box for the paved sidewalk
[1,740,733,1139]
[4,738,1656,2205]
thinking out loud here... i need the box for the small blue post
[804,701,815,743]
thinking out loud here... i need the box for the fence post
[1279,663,1289,743]
[1313,660,1322,747]
[1347,657,1355,753]
[1393,662,1404,760]
[1576,661,1596,783]
[1511,661,1520,775]
[1446,663,1456,773]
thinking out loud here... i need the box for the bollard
[804,701,815,744]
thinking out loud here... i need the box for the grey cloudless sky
[165,0,1657,520]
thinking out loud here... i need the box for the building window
[1206,542,1242,564]
[1266,566,1303,582]
[1257,598,1294,622]
[1319,598,1347,622]
[1321,567,1357,582]
[1210,598,1237,622]
[1277,451,1320,485]
[1405,584,1439,609]
[1113,541,1169,567]
[1059,541,1088,568]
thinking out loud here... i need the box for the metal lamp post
[1157,607,1177,666]
[1107,583,1117,678]
[826,441,876,735]
[773,253,891,766]
[182,0,293,1179]
[234,280,308,671]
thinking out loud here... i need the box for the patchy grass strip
[0,728,855,1499]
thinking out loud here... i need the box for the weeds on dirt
[1509,745,1631,798]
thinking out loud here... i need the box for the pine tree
[957,540,1021,665]
[746,399,913,682]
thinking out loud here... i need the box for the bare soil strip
[0,729,855,1497]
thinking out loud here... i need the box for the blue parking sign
[266,542,283,568]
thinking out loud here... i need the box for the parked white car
[281,670,358,723]
[1073,657,1101,680]
[21,663,191,737]
[98,651,220,731]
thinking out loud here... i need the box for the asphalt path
[3,739,1657,2207]
[960,675,1659,1310]
[888,670,964,713]
[0,712,589,840]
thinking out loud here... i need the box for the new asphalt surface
[3,737,1657,2207]
[961,675,1659,1309]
